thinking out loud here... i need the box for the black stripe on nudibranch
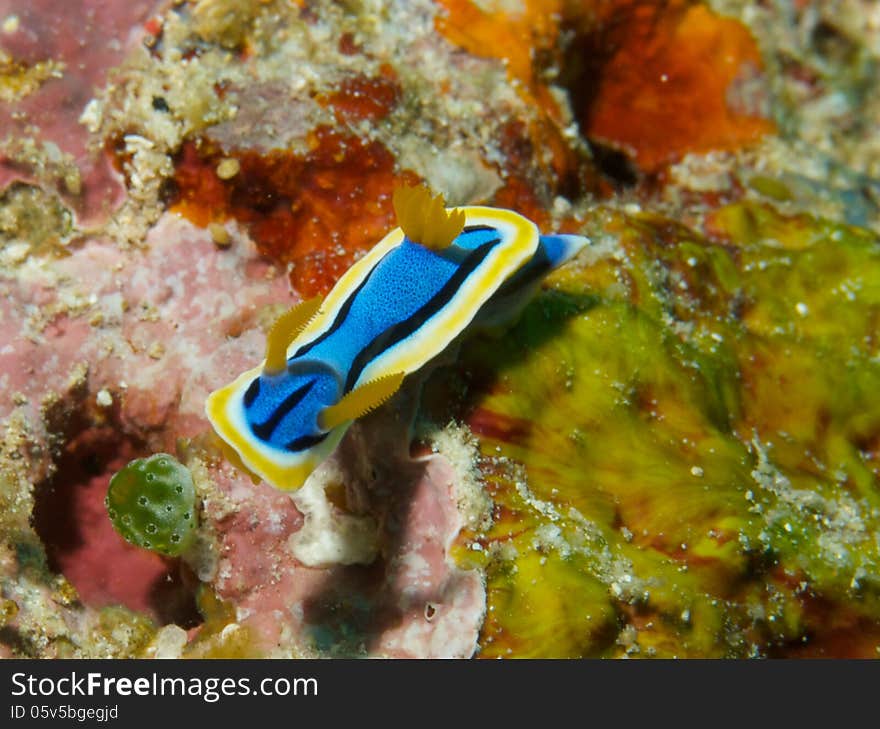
[294,230,495,363]
[243,378,260,408]
[250,381,314,441]
[283,432,329,453]
[462,225,494,232]
[344,237,499,391]
[293,249,390,360]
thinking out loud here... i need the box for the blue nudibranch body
[206,186,588,490]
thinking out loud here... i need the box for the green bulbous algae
[105,453,197,557]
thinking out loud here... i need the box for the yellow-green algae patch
[430,202,880,657]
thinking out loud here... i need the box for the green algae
[436,202,880,657]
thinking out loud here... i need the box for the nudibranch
[206,185,588,491]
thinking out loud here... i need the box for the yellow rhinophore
[263,296,323,374]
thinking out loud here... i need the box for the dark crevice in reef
[556,24,634,189]
[587,141,640,189]
[31,410,202,629]
[555,1,672,189]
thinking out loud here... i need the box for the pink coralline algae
[0,0,160,227]
[0,215,287,629]
[0,214,289,439]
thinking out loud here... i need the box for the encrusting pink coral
[0,0,158,227]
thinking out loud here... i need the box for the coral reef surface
[1,0,879,658]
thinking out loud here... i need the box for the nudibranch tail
[538,234,590,268]
[264,296,323,374]
[392,184,465,251]
[318,371,405,431]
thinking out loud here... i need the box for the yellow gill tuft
[392,184,465,252]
